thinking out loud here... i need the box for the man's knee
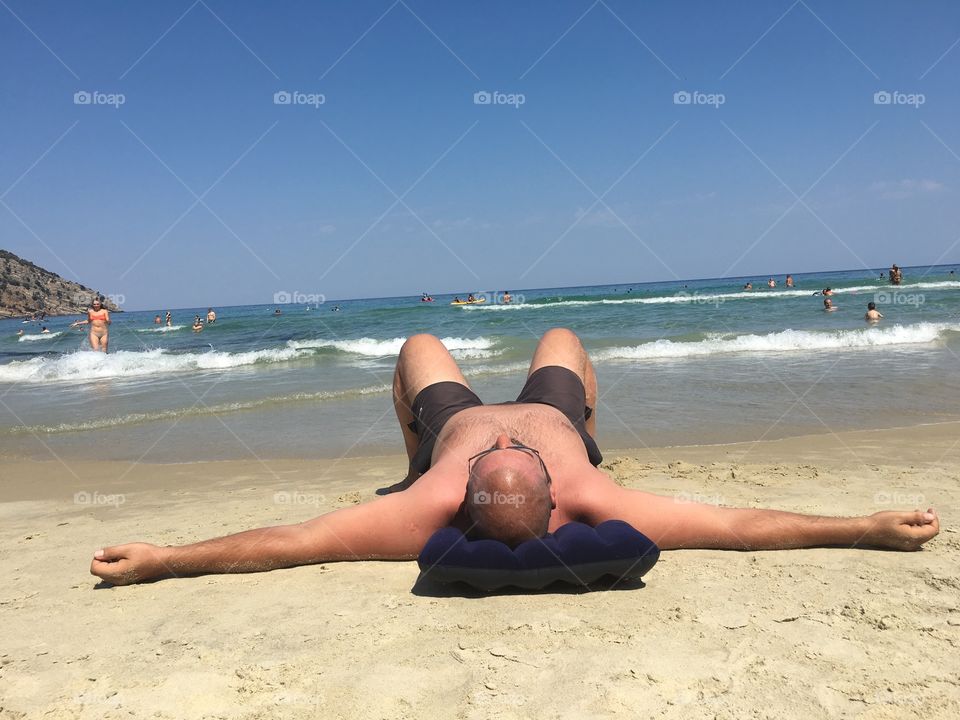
[399,333,443,359]
[541,327,583,349]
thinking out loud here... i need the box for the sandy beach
[1,422,957,719]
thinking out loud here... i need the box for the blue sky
[2,0,959,310]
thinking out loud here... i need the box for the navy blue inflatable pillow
[417,520,659,591]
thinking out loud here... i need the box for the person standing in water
[890,265,903,285]
[71,295,111,352]
[785,275,794,287]
[165,311,172,327]
[206,308,216,323]
[865,302,884,322]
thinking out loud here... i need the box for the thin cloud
[868,178,945,200]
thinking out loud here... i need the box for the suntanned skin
[70,298,110,352]
[91,328,940,586]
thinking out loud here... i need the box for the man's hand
[90,543,171,585]
[858,509,939,551]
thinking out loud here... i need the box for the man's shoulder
[556,466,618,519]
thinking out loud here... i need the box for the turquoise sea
[2,264,959,463]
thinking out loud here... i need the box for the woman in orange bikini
[71,296,111,352]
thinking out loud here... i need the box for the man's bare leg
[379,334,472,494]
[527,328,598,438]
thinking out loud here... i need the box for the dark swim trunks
[406,365,603,477]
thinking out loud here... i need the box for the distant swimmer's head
[465,435,556,548]
[867,301,877,310]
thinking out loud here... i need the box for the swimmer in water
[502,291,512,304]
[40,326,50,333]
[192,316,204,332]
[154,314,162,324]
[274,308,282,316]
[768,278,776,288]
[70,296,111,352]
[206,308,216,323]
[823,298,837,312]
[785,275,794,288]
[865,301,884,322]
[743,282,753,291]
[165,311,172,327]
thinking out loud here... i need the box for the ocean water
[2,265,959,463]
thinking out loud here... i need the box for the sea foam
[286,336,495,357]
[0,347,307,383]
[17,331,63,342]
[593,323,960,361]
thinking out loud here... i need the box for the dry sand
[1,423,959,719]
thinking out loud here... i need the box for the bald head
[465,449,554,547]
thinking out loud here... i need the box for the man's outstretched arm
[90,480,461,585]
[581,482,939,551]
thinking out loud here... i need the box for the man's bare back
[90,330,940,586]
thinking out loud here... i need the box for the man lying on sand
[91,329,939,586]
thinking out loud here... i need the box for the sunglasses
[467,443,552,484]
